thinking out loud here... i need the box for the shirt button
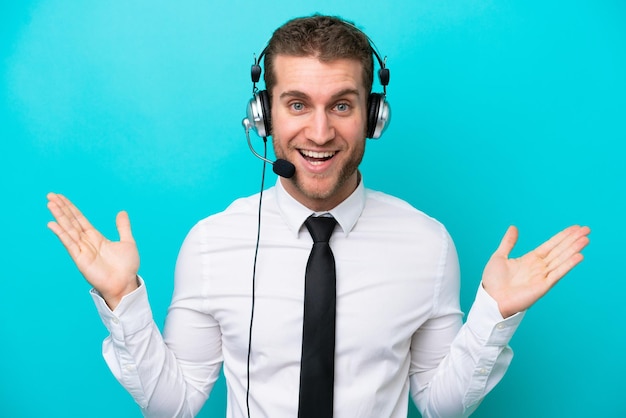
[496,323,505,330]
[124,364,135,372]
[111,317,120,325]
[479,368,488,375]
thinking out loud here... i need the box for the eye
[290,102,305,112]
[335,102,351,112]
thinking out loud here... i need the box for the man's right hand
[47,193,140,310]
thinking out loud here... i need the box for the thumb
[116,211,135,243]
[494,225,518,258]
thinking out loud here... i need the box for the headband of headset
[246,29,391,139]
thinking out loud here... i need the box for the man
[47,15,590,418]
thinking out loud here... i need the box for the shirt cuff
[90,276,154,340]
[465,283,525,346]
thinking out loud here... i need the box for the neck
[280,171,361,212]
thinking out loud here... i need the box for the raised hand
[47,193,140,310]
[482,225,590,318]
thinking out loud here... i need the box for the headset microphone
[242,118,296,178]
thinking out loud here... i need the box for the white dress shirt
[92,177,524,418]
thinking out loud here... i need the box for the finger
[116,211,135,244]
[546,251,585,285]
[47,193,85,241]
[47,219,82,260]
[47,197,81,241]
[545,234,590,277]
[47,195,89,260]
[542,225,591,265]
[535,225,584,259]
[494,225,518,258]
[47,193,104,255]
[57,193,97,234]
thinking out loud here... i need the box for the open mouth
[300,150,336,166]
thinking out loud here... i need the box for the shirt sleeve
[409,230,525,418]
[91,221,223,417]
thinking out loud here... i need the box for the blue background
[1,1,624,417]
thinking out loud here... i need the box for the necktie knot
[305,216,337,243]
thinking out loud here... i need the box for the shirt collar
[275,175,365,238]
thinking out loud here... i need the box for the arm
[92,274,222,417]
[47,194,222,416]
[409,230,520,417]
[410,225,589,417]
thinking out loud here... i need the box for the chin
[297,173,354,203]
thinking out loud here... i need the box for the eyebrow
[279,88,361,101]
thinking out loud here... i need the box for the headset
[245,41,391,140]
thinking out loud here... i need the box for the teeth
[301,150,336,159]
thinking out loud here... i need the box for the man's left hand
[482,225,591,318]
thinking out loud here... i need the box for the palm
[73,225,139,291]
[47,193,140,308]
[482,225,590,318]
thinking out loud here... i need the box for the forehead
[272,55,365,95]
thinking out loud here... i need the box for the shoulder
[185,187,277,242]
[362,188,452,243]
[364,189,445,228]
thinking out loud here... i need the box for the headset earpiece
[366,47,391,139]
[246,90,272,138]
[247,49,272,138]
[367,93,390,139]
[258,90,271,136]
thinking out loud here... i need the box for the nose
[305,110,335,145]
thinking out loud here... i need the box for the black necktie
[298,216,337,418]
